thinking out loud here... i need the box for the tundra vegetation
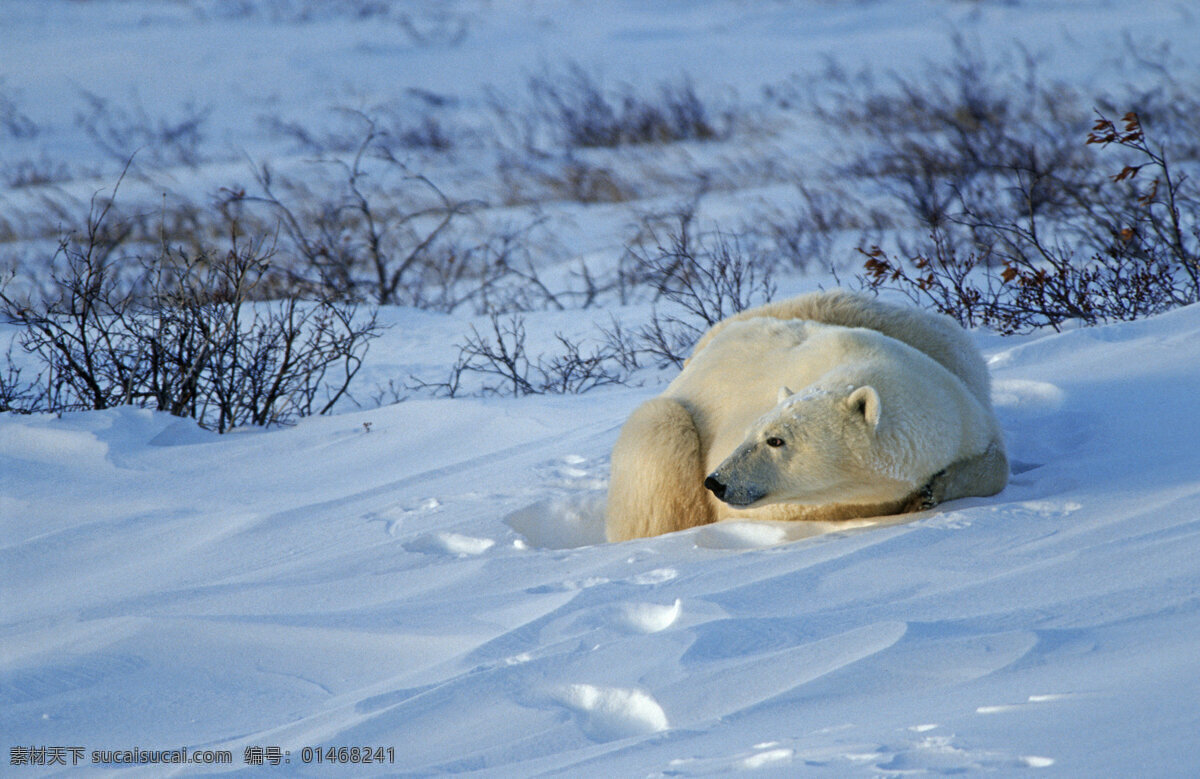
[2,42,1197,424]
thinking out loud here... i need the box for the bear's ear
[777,385,795,404]
[847,386,882,431]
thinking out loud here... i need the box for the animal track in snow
[533,454,607,490]
[526,575,611,594]
[865,731,1054,773]
[629,567,678,585]
[504,492,606,549]
[527,566,678,594]
[740,747,794,769]
[976,692,1078,715]
[618,599,681,633]
[403,532,495,557]
[922,510,974,530]
[551,683,669,741]
[662,743,795,775]
[984,500,1084,526]
[366,498,443,536]
[1018,500,1082,517]
[694,518,892,550]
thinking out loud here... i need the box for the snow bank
[3,1,1200,775]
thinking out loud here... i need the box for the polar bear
[605,290,1007,541]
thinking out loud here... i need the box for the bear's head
[704,384,912,509]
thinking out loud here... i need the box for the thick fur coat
[605,290,1008,541]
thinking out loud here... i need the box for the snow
[4,0,1200,775]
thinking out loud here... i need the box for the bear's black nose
[704,475,726,499]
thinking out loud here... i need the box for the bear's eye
[765,436,785,448]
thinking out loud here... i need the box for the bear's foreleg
[605,397,715,541]
[938,439,1010,502]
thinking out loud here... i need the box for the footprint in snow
[526,568,678,594]
[504,492,607,549]
[617,599,682,633]
[628,567,678,585]
[867,733,1055,772]
[365,498,442,536]
[976,692,1079,715]
[403,532,495,557]
[533,454,608,490]
[662,743,795,775]
[694,518,894,550]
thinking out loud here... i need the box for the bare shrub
[416,206,780,398]
[231,118,477,306]
[0,80,38,139]
[234,117,580,314]
[629,207,776,366]
[191,2,474,43]
[538,331,631,394]
[3,156,75,189]
[1086,112,1199,291]
[76,91,211,168]
[594,315,643,374]
[809,39,1093,231]
[753,182,891,272]
[486,64,736,206]
[0,187,382,431]
[459,221,577,314]
[260,107,454,155]
[494,146,642,206]
[855,111,1199,333]
[0,345,41,414]
[3,112,581,340]
[783,36,1200,332]
[493,63,731,154]
[396,9,470,47]
[414,313,627,398]
[543,159,634,205]
[1105,33,1200,164]
[450,314,535,397]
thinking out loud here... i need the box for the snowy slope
[5,302,1200,775]
[4,1,1200,776]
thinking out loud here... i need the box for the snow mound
[505,492,607,549]
[551,684,669,741]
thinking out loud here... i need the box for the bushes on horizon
[850,109,1198,333]
[0,187,381,430]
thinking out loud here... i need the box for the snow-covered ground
[4,1,1200,775]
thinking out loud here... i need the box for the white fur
[605,291,1008,541]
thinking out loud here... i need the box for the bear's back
[686,290,993,412]
[666,318,906,470]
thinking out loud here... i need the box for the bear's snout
[704,474,726,500]
[705,467,768,507]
